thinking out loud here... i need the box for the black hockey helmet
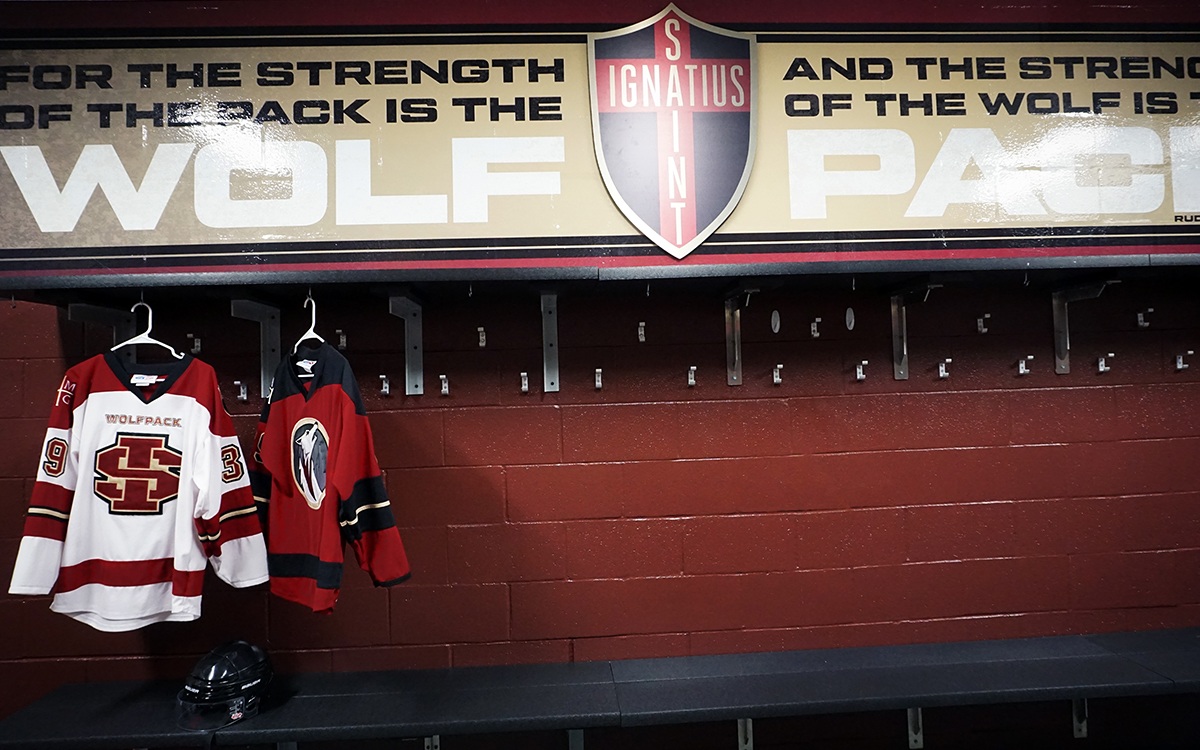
[175,640,272,731]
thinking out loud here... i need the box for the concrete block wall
[2,0,1200,728]
[1,274,1198,718]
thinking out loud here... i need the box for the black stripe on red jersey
[248,469,272,502]
[338,476,397,540]
[272,344,369,416]
[247,469,272,538]
[375,571,411,587]
[267,553,343,590]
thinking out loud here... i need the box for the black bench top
[611,630,1200,726]
[2,628,1197,749]
[0,680,208,750]
[219,661,620,745]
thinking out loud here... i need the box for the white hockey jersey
[8,352,268,631]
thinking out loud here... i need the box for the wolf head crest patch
[291,417,329,510]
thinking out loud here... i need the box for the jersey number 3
[221,444,245,483]
[94,433,183,514]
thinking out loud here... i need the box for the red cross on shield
[589,4,757,259]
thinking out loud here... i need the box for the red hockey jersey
[249,343,409,612]
[8,353,268,631]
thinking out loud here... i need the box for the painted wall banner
[0,9,1198,286]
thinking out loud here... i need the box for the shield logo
[589,4,756,259]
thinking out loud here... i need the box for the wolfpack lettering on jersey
[8,353,268,631]
[590,4,756,259]
[248,343,409,613]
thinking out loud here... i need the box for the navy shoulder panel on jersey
[274,344,367,416]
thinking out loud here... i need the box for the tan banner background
[733,39,1200,235]
[0,43,632,249]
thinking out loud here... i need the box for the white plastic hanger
[111,302,184,359]
[292,294,326,354]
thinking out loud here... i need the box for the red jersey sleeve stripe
[23,514,69,541]
[28,483,73,515]
[217,510,263,544]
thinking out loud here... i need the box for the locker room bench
[2,627,1198,749]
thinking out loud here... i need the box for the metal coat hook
[231,299,281,399]
[233,380,248,402]
[1137,308,1154,329]
[389,295,424,396]
[638,321,646,343]
[541,293,559,393]
[594,368,603,390]
[520,372,530,393]
[811,317,822,338]
[1098,353,1115,373]
[1018,355,1034,375]
[856,360,868,381]
[724,285,759,387]
[1053,280,1116,374]
[939,358,952,379]
[1177,351,1194,371]
[439,374,449,396]
[336,329,347,350]
[890,280,941,380]
[187,333,201,355]
[379,374,391,396]
[773,364,783,385]
[977,313,990,334]
[688,366,696,387]
[725,297,742,386]
[69,303,136,364]
[478,327,486,348]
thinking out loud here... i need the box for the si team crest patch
[589,4,757,259]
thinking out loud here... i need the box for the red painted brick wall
[1,275,1198,719]
[2,0,1200,727]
